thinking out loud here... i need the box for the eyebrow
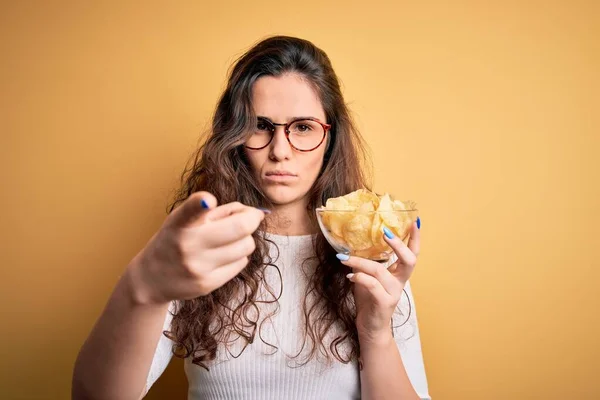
[256,115,319,122]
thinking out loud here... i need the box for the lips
[264,170,298,183]
[265,170,297,177]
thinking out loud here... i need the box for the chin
[263,185,306,206]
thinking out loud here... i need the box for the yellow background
[1,1,598,399]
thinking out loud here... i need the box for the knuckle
[391,288,403,303]
[196,279,212,296]
[243,236,256,255]
[407,255,417,267]
[239,256,250,268]
[233,217,252,235]
[181,260,199,278]
[401,253,417,267]
[366,278,378,290]
[374,263,387,278]
[177,236,193,254]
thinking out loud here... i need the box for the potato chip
[370,212,384,247]
[378,193,393,210]
[358,202,375,213]
[325,196,351,210]
[323,211,351,237]
[379,194,402,230]
[342,214,373,250]
[393,199,407,211]
[323,196,354,237]
[344,189,379,209]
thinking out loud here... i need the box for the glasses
[245,117,331,152]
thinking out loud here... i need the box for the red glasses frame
[245,117,331,152]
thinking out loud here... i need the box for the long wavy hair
[166,36,373,369]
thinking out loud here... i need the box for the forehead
[251,73,326,121]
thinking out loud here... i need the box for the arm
[359,281,430,400]
[359,333,420,400]
[72,193,267,400]
[339,222,429,399]
[72,257,171,400]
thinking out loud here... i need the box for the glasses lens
[246,119,274,149]
[288,119,325,151]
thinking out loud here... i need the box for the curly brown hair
[165,36,373,370]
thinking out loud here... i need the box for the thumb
[168,191,218,228]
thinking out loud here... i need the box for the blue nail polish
[416,217,421,229]
[336,253,350,261]
[200,199,210,209]
[257,207,272,214]
[383,227,395,239]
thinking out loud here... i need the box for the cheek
[303,152,326,179]
[245,150,267,174]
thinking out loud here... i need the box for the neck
[265,199,317,236]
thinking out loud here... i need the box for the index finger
[198,206,266,248]
[338,255,400,298]
[168,191,217,228]
[204,202,248,222]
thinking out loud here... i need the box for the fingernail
[346,273,355,280]
[257,207,272,214]
[416,217,421,229]
[336,253,350,261]
[200,199,210,209]
[383,226,395,239]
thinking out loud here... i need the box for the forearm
[72,257,170,400]
[359,332,420,400]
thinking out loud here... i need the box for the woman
[73,36,430,400]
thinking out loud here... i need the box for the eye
[256,121,271,131]
[296,124,312,132]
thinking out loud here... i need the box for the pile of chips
[320,189,415,259]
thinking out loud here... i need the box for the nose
[268,125,292,161]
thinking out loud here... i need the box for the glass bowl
[316,207,418,262]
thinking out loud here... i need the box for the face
[245,73,328,207]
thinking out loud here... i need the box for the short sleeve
[142,302,176,396]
